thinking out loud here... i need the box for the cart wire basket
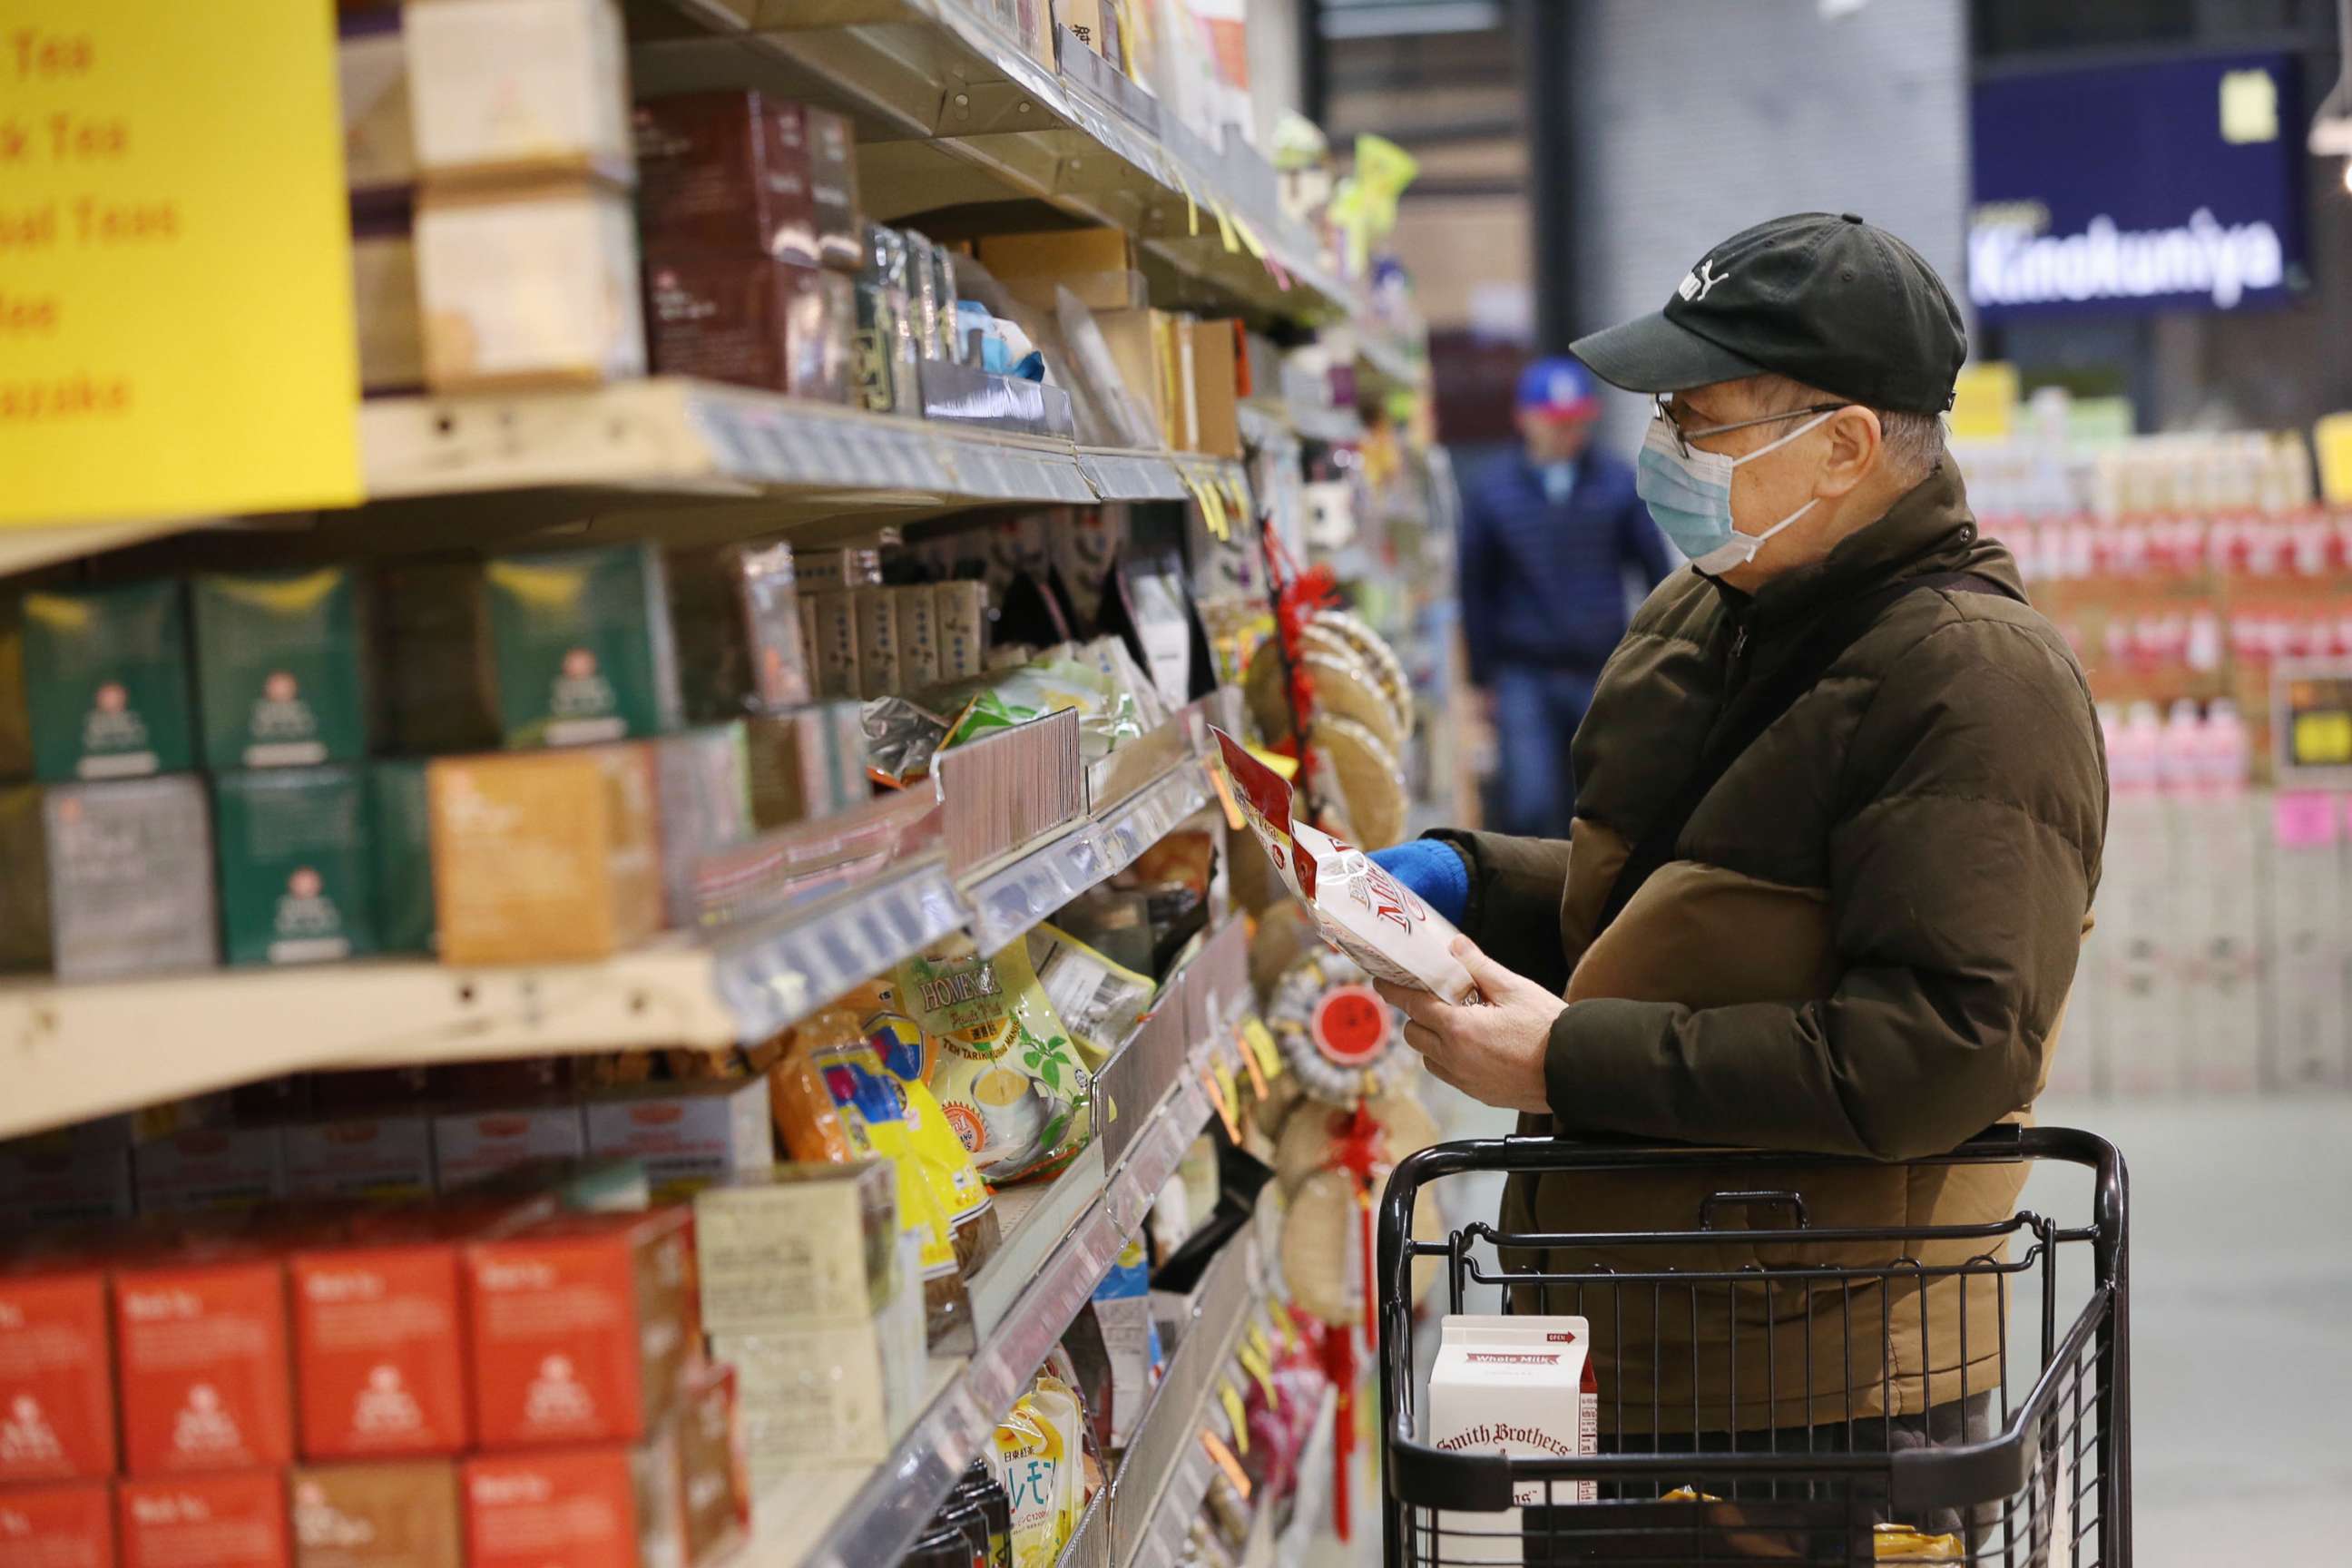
[1377,1126,2129,1567]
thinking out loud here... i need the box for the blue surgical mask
[1636,408,1837,575]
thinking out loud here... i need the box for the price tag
[2278,662,2352,780]
[1231,215,1270,262]
[1212,201,1241,255]
[1201,1066,1240,1144]
[1200,1428,1252,1497]
[1242,1016,1285,1080]
[1269,1298,1302,1349]
[1237,1031,1268,1100]
[1216,1380,1249,1455]
[1238,1340,1279,1409]
[1248,1322,1274,1365]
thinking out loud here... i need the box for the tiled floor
[1305,1091,2352,1563]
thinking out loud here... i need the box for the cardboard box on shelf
[669,539,812,722]
[1091,308,1171,449]
[289,1459,464,1568]
[485,543,682,749]
[282,1116,437,1203]
[415,181,646,392]
[1056,0,1122,59]
[368,760,436,956]
[401,0,632,185]
[463,1208,694,1449]
[132,1124,288,1215]
[0,1260,115,1481]
[376,561,498,758]
[192,568,372,772]
[427,745,662,965]
[642,250,854,402]
[852,587,901,699]
[677,1362,748,1563]
[338,10,413,193]
[212,767,380,968]
[0,1118,133,1225]
[690,1161,897,1332]
[632,92,862,271]
[804,591,860,701]
[650,726,753,931]
[894,585,943,691]
[582,1079,773,1200]
[113,1251,295,1475]
[118,1469,292,1568]
[0,780,50,972]
[461,1437,688,1568]
[975,227,1141,314]
[290,1240,470,1460]
[1190,318,1242,459]
[0,1479,113,1568]
[936,582,988,681]
[352,210,426,397]
[0,595,30,779]
[430,1105,588,1192]
[741,703,867,829]
[20,581,197,783]
[2264,791,2347,1090]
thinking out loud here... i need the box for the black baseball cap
[1570,212,1966,415]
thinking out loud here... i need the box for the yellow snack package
[992,1394,1067,1568]
[899,940,1095,1182]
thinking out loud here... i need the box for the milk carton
[1213,727,1477,1003]
[1428,1314,1597,1563]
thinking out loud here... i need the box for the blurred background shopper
[1456,357,1671,834]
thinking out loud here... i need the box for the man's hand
[1374,937,1563,1114]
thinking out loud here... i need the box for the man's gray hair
[1744,373,1945,483]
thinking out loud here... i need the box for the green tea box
[486,542,683,747]
[212,766,379,966]
[652,723,753,929]
[192,567,372,769]
[43,776,218,979]
[21,581,198,782]
[0,782,51,972]
[370,758,437,954]
[378,556,501,755]
[0,596,32,778]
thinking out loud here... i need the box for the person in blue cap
[1455,358,1673,837]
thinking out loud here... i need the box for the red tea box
[461,1438,687,1568]
[118,1469,291,1568]
[113,1253,294,1475]
[0,1478,113,1567]
[463,1209,691,1449]
[290,1241,469,1460]
[0,1261,114,1480]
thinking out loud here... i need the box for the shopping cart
[1377,1126,2129,1566]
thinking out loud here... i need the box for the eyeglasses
[1652,394,1848,458]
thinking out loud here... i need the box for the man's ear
[1815,407,1882,498]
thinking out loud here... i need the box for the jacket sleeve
[1618,482,1676,586]
[1422,828,1575,995]
[1542,615,2104,1160]
[1455,476,1502,688]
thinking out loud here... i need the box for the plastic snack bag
[898,939,1095,1182]
[992,1393,1066,1568]
[1211,727,1477,1003]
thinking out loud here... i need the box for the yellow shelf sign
[0,1,362,528]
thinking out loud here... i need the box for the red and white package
[1212,728,1477,1003]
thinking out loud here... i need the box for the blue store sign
[1970,52,2307,319]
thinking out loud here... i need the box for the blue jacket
[1457,449,1674,686]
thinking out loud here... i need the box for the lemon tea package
[897,940,1094,1182]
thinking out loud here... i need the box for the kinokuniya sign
[1970,51,2308,319]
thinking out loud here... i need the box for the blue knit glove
[1367,839,1471,926]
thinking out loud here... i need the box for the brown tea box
[377,560,499,757]
[633,91,862,270]
[642,250,853,403]
[290,1460,462,1568]
[668,539,811,722]
[0,780,52,972]
[427,746,661,965]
